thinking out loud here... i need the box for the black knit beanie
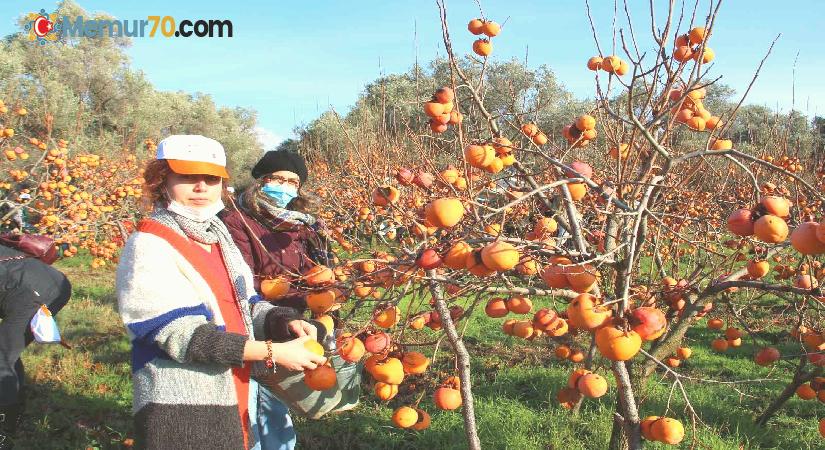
[251,151,308,182]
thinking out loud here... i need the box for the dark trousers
[0,273,71,406]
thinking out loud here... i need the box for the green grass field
[14,253,824,449]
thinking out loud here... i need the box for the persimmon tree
[291,0,824,448]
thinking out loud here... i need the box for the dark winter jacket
[221,207,326,313]
[0,244,70,314]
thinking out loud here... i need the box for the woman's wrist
[242,340,277,362]
[268,341,283,365]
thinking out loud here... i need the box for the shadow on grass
[294,408,470,450]
[16,380,133,450]
[636,362,818,448]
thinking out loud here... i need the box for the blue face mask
[261,183,298,207]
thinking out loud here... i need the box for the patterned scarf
[235,189,333,267]
[150,206,255,336]
[237,190,316,231]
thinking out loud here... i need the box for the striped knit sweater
[116,222,282,449]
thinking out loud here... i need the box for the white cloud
[254,126,284,152]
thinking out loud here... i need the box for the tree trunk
[608,410,629,450]
[609,361,641,450]
[427,270,482,450]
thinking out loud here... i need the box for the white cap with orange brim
[156,135,230,179]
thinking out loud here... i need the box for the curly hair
[141,159,173,210]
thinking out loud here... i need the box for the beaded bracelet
[265,340,276,372]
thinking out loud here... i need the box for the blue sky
[2,0,822,149]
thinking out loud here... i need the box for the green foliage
[294,52,824,178]
[0,0,263,186]
[294,57,589,171]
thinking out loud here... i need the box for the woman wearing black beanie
[222,150,358,450]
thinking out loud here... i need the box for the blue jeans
[249,380,297,450]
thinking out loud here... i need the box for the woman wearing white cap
[115,135,325,449]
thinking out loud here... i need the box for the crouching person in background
[0,242,70,450]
